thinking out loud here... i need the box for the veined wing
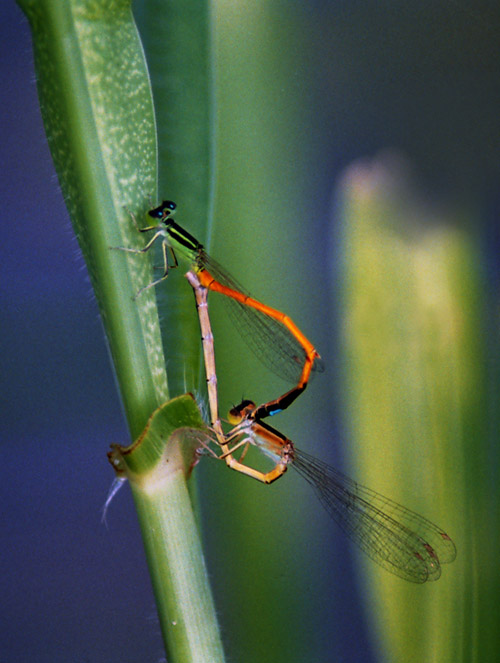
[292,447,456,583]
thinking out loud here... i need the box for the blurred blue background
[2,1,500,661]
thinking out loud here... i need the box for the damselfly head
[228,399,256,424]
[148,200,177,222]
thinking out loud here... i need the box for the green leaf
[17,0,166,437]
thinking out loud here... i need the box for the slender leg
[113,224,179,297]
[112,229,164,255]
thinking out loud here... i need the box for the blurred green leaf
[339,154,493,662]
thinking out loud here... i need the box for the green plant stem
[132,470,223,661]
[110,395,225,662]
[17,1,224,660]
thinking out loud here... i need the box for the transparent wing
[292,447,456,583]
[200,250,324,385]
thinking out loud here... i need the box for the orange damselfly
[187,270,456,583]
